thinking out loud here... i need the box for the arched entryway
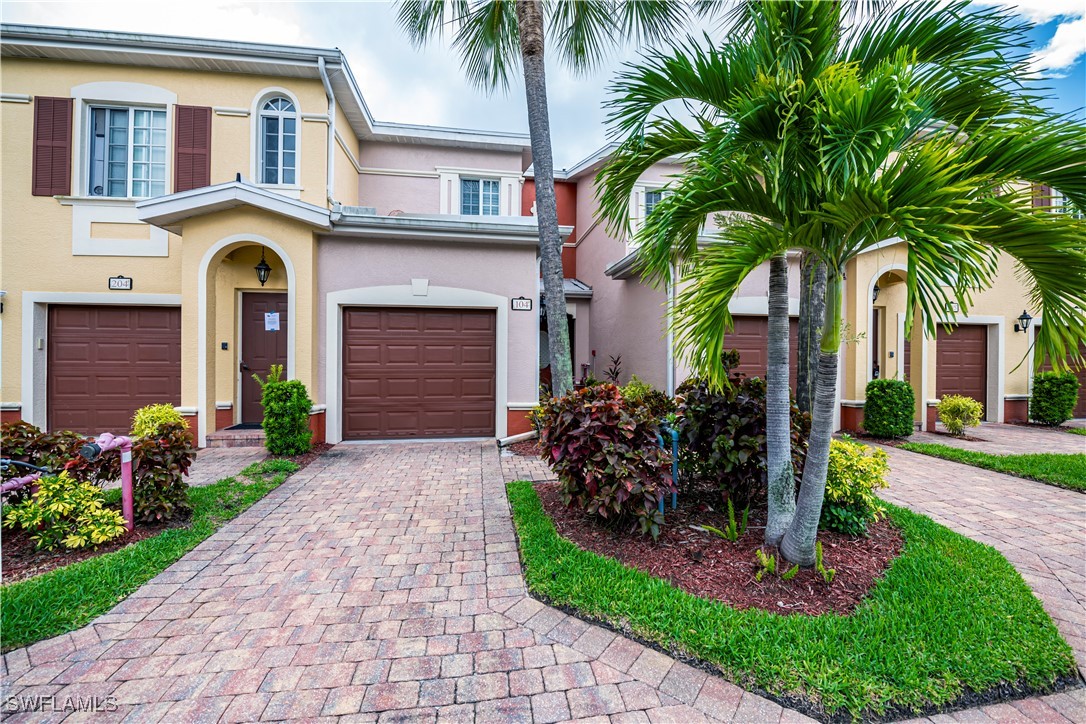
[197,234,296,446]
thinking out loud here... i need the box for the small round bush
[937,394,983,436]
[131,403,188,438]
[1030,371,1080,426]
[861,379,915,438]
[819,436,889,536]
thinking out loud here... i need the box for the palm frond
[546,0,615,72]
[450,0,520,91]
[396,0,472,45]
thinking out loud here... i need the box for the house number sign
[511,296,532,311]
[108,275,133,291]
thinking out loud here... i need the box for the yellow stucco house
[1,25,1076,451]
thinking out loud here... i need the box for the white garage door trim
[325,285,509,444]
[21,292,183,429]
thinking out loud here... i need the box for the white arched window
[259,97,297,185]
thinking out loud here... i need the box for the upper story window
[644,189,664,218]
[259,97,297,185]
[461,178,500,216]
[88,106,166,198]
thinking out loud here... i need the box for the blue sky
[2,1,1083,164]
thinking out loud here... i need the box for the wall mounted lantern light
[872,283,880,302]
[254,248,272,287]
[1014,309,1033,333]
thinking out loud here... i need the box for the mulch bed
[1,516,183,584]
[1,443,332,585]
[505,439,542,458]
[536,482,903,616]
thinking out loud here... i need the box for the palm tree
[396,0,690,396]
[597,0,1086,564]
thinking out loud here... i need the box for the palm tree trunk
[797,251,826,416]
[517,0,573,397]
[764,253,795,546]
[781,273,841,567]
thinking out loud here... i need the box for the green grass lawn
[898,442,1086,492]
[507,480,1076,720]
[1,458,299,652]
[1065,427,1086,436]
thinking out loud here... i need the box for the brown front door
[936,324,988,417]
[240,292,288,425]
[722,316,800,390]
[342,307,496,439]
[48,305,181,434]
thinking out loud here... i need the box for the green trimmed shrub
[862,379,915,438]
[536,383,674,538]
[937,394,983,436]
[676,351,810,506]
[253,364,313,456]
[131,404,188,438]
[1030,371,1080,426]
[621,375,676,420]
[2,471,127,550]
[820,436,889,536]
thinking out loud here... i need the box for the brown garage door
[48,305,181,434]
[936,324,987,417]
[723,316,799,390]
[342,307,496,439]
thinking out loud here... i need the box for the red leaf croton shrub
[536,383,674,538]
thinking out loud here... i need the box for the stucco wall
[359,143,524,216]
[316,236,540,418]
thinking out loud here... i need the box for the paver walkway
[909,422,1086,456]
[1,443,804,723]
[879,445,1086,679]
[102,447,268,492]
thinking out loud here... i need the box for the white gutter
[666,263,677,396]
[318,56,336,206]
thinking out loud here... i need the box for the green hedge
[862,379,915,438]
[1030,372,1080,426]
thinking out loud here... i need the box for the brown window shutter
[1033,184,1052,208]
[32,97,73,196]
[174,105,212,193]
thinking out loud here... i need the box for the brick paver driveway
[2,442,801,723]
[909,422,1086,456]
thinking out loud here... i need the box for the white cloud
[973,0,1085,25]
[1030,16,1086,73]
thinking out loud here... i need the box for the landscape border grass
[1,458,300,652]
[898,442,1086,492]
[506,480,1077,721]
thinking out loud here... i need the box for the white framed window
[1049,189,1084,219]
[87,106,167,198]
[259,97,298,185]
[460,178,501,216]
[644,189,664,218]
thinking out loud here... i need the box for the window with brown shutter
[32,97,73,196]
[173,105,212,193]
[1033,184,1052,208]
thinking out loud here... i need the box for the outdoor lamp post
[255,248,272,287]
[1014,310,1033,333]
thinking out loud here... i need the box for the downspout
[666,263,677,396]
[318,56,336,206]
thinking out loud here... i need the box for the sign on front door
[264,312,280,331]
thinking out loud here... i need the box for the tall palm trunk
[764,253,795,546]
[796,251,826,415]
[781,273,841,566]
[517,0,573,397]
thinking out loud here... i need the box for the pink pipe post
[93,433,135,533]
